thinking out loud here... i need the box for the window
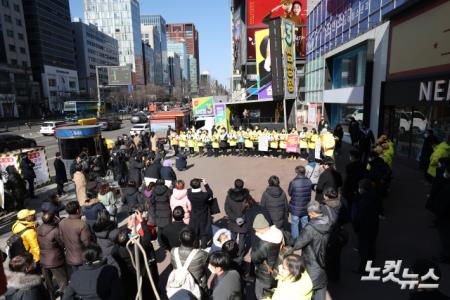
[48,79,56,87]
[69,81,76,89]
[2,0,9,7]
[9,44,16,52]
[6,30,13,38]
[18,33,24,40]
[13,3,19,12]
[19,47,25,54]
[22,61,27,67]
[16,19,22,26]
[11,59,17,65]
[4,14,12,22]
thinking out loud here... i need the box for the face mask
[208,264,216,274]
[278,264,289,277]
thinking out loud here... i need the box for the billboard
[192,97,214,117]
[247,0,307,59]
[282,18,296,99]
[233,7,243,69]
[214,103,227,128]
[255,29,271,89]
[107,66,132,86]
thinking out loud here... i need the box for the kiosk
[55,125,106,178]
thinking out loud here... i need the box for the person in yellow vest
[237,126,245,156]
[427,140,450,178]
[244,128,254,156]
[196,130,206,156]
[269,129,279,157]
[227,128,238,155]
[308,128,319,161]
[212,129,221,157]
[320,128,336,158]
[179,131,187,153]
[187,130,196,156]
[299,127,308,159]
[219,127,228,156]
[171,132,179,155]
[278,128,288,158]
[376,135,394,168]
[252,126,261,157]
[205,131,213,157]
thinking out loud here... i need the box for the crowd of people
[0,119,449,300]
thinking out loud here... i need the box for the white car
[130,123,150,136]
[39,121,66,136]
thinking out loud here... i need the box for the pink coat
[170,189,191,224]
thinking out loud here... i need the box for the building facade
[188,54,198,95]
[141,24,163,85]
[304,0,408,136]
[84,0,144,85]
[72,19,119,98]
[142,42,154,85]
[167,51,181,92]
[167,40,189,81]
[22,0,77,113]
[141,15,168,85]
[0,0,40,118]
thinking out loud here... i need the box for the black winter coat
[288,175,312,217]
[159,221,186,250]
[54,158,67,184]
[4,271,48,300]
[19,157,35,180]
[260,186,288,230]
[188,184,214,242]
[316,168,343,202]
[62,261,124,300]
[342,161,366,201]
[109,155,128,182]
[175,152,187,170]
[123,187,142,210]
[293,217,331,289]
[37,222,65,269]
[352,189,380,237]
[5,172,27,205]
[143,160,161,179]
[81,202,105,228]
[224,188,249,233]
[151,184,172,228]
[160,166,177,182]
[128,158,143,186]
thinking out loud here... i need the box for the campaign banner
[286,134,299,153]
[0,147,50,187]
[282,18,296,99]
[214,103,227,129]
[255,29,271,90]
[258,134,269,152]
[192,97,214,117]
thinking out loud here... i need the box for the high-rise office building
[167,41,189,81]
[72,19,119,98]
[140,15,168,85]
[22,0,78,113]
[141,24,163,85]
[142,42,154,85]
[188,55,198,95]
[0,0,40,118]
[84,0,144,85]
[167,51,181,90]
[166,23,199,87]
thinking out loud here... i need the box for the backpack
[6,228,29,258]
[166,248,201,299]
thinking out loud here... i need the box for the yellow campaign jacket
[308,133,318,149]
[268,271,313,300]
[321,132,336,157]
[299,132,308,149]
[12,221,40,261]
[428,142,450,177]
[172,135,179,145]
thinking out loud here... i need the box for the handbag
[209,197,221,215]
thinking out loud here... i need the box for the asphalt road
[0,120,134,176]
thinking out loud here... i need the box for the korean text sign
[192,97,214,117]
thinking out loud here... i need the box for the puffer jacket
[37,221,65,268]
[143,159,161,179]
[5,171,27,207]
[11,221,39,262]
[151,184,172,228]
[58,215,92,266]
[260,186,288,230]
[170,189,191,224]
[170,246,208,288]
[288,175,312,217]
[271,271,313,300]
[4,270,47,300]
[123,186,142,210]
[81,200,105,228]
[428,142,450,178]
[293,216,331,289]
[251,225,283,286]
[93,222,121,271]
[224,188,249,233]
[128,158,143,187]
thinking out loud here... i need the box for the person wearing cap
[293,201,331,300]
[251,214,283,299]
[315,158,342,203]
[12,209,40,262]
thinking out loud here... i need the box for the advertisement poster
[192,97,214,117]
[258,134,269,152]
[308,103,317,126]
[214,103,227,129]
[286,133,299,153]
[255,29,271,93]
[233,7,243,69]
[247,0,307,59]
[0,147,50,188]
[282,18,296,99]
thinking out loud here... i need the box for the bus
[63,101,105,121]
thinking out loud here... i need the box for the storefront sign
[419,80,450,102]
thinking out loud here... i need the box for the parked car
[0,134,37,152]
[39,121,66,136]
[130,112,148,124]
[98,116,122,130]
[130,123,150,136]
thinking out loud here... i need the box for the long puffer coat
[37,221,65,269]
[260,186,288,230]
[224,188,249,233]
[151,184,172,228]
[288,175,312,217]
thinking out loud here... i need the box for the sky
[69,0,231,87]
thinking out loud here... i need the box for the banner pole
[283,97,287,131]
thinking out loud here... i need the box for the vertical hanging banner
[282,18,296,99]
[214,103,227,129]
